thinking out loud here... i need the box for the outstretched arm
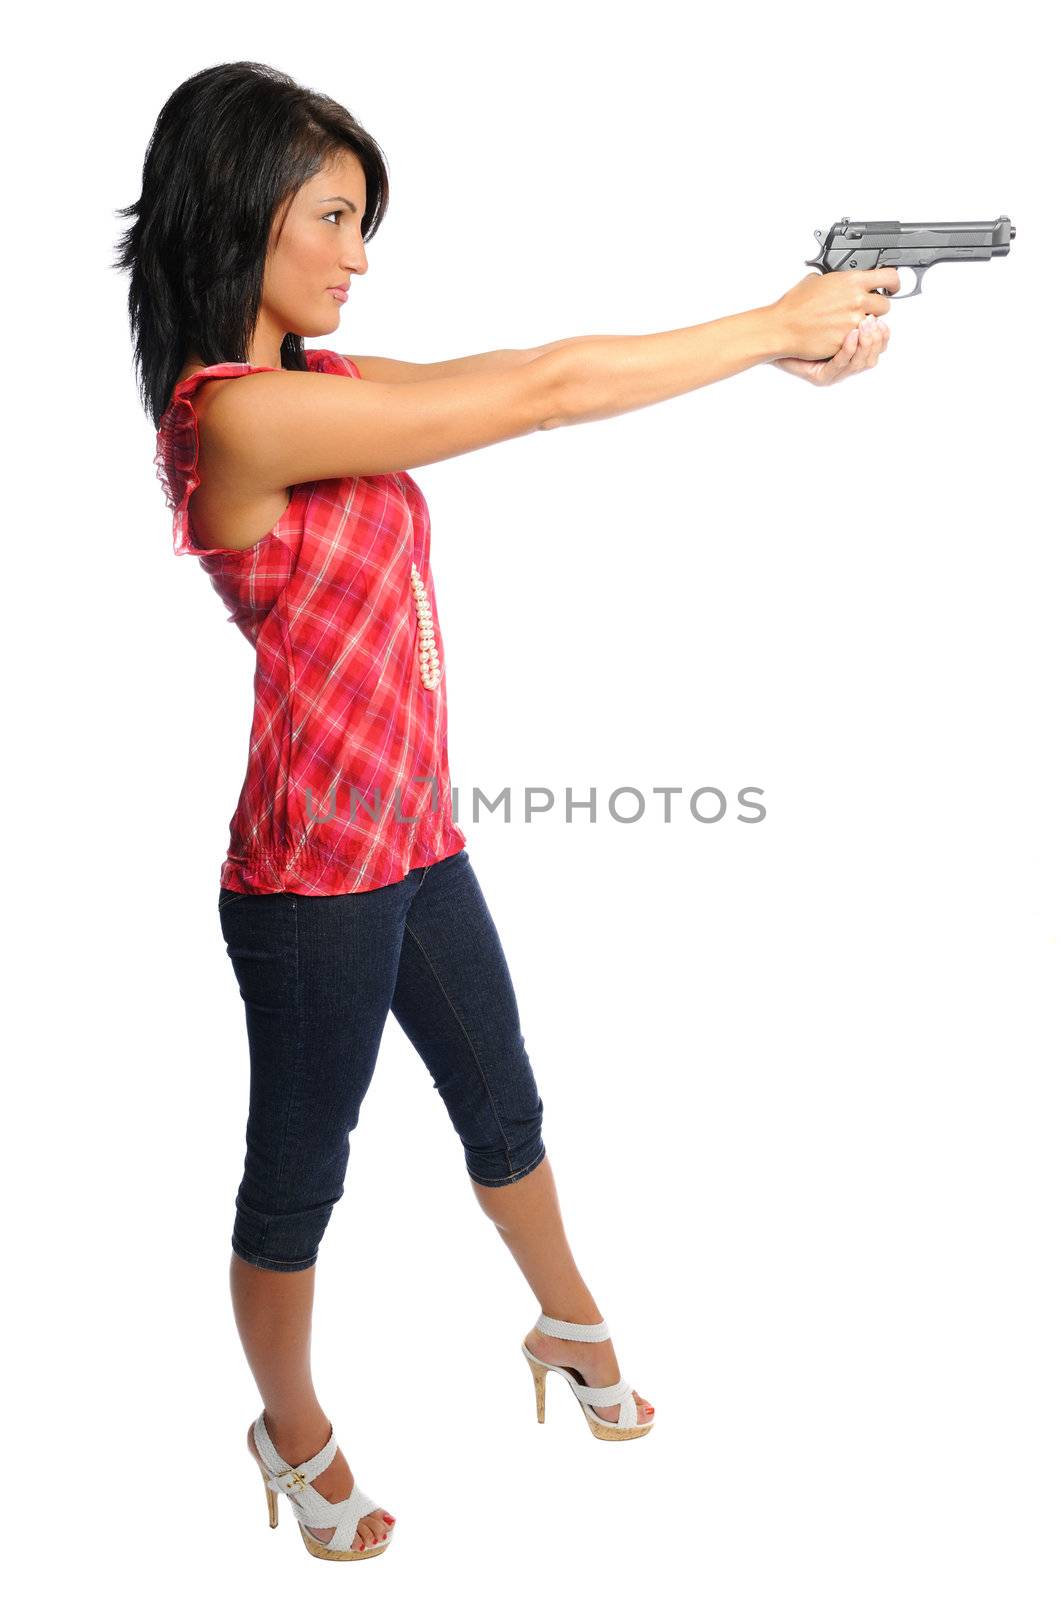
[346,268,897,395]
[342,336,621,386]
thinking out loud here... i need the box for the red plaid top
[155,347,466,894]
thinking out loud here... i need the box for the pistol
[804,216,1016,299]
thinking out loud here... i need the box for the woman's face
[256,149,368,360]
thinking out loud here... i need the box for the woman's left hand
[771,310,890,386]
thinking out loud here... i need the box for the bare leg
[469,1155,654,1424]
[231,1253,396,1548]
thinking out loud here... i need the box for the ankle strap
[254,1411,338,1487]
[536,1312,611,1342]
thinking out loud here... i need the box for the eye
[322,210,342,225]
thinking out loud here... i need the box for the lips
[327,287,349,303]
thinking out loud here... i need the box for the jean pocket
[218,888,247,911]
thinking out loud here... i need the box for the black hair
[113,61,390,428]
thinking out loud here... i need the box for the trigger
[886,264,927,301]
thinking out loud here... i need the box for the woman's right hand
[769,267,902,361]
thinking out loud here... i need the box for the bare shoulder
[184,373,293,553]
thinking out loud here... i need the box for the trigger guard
[877,264,926,300]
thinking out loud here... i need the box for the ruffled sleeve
[154,362,280,557]
[155,353,363,556]
[304,349,363,379]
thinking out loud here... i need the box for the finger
[858,316,890,369]
[817,329,858,383]
[834,327,860,365]
[839,317,873,373]
[861,266,902,298]
[852,316,879,367]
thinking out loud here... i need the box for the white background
[5,2,1059,1595]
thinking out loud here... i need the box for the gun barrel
[894,219,1012,234]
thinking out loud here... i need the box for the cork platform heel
[247,1410,395,1560]
[520,1312,655,1441]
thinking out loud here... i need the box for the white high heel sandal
[247,1411,395,1560]
[520,1313,654,1441]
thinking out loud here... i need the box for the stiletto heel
[524,1347,548,1422]
[259,1464,279,1528]
[520,1313,654,1442]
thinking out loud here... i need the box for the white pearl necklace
[411,563,441,690]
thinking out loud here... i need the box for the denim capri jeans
[218,846,547,1272]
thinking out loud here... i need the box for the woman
[116,61,894,1562]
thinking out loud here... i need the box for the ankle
[538,1306,605,1331]
[264,1408,332,1460]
